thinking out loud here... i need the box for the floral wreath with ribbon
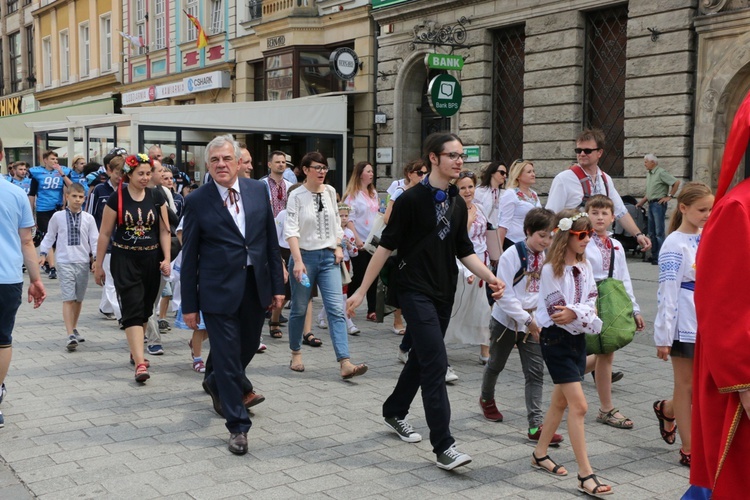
[556,211,588,232]
[123,153,153,174]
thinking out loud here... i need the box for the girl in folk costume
[444,170,492,364]
[653,182,714,468]
[532,210,612,498]
[692,91,750,497]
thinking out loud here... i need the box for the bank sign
[428,74,462,117]
[372,0,414,9]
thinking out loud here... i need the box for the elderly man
[181,135,284,455]
[0,136,47,427]
[636,154,680,264]
[148,145,163,163]
[546,128,652,252]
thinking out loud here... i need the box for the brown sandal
[342,363,368,380]
[653,400,677,445]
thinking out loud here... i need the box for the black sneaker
[384,416,422,443]
[66,335,78,351]
[48,268,58,279]
[436,444,472,470]
[158,319,170,333]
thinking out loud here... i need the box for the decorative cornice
[35,73,119,102]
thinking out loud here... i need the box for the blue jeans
[648,201,667,259]
[289,249,350,361]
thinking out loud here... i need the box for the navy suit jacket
[180,178,284,315]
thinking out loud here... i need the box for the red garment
[692,178,750,498]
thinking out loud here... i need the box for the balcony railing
[262,0,317,20]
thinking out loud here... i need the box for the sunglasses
[411,170,427,177]
[574,148,601,155]
[458,171,476,179]
[569,229,594,240]
[497,170,507,176]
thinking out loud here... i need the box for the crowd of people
[0,123,747,497]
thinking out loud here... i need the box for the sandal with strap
[653,400,677,445]
[192,360,206,373]
[269,321,283,339]
[596,407,634,429]
[679,449,691,467]
[342,363,369,380]
[577,473,613,498]
[302,332,322,347]
[531,453,567,476]
[134,363,150,383]
[366,312,377,322]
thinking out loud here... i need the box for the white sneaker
[348,324,360,335]
[445,366,459,383]
[436,444,472,470]
[397,348,409,364]
[317,317,328,329]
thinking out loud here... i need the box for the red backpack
[570,164,609,208]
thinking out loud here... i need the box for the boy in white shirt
[480,208,564,445]
[39,183,99,351]
[584,194,645,429]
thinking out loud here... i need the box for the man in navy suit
[181,135,285,455]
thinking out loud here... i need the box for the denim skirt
[540,325,587,384]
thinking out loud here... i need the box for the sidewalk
[0,255,689,499]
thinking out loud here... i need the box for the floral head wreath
[556,212,588,232]
[123,153,153,174]
[337,203,351,213]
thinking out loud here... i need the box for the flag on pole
[119,31,143,48]
[184,10,208,49]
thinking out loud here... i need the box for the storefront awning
[0,98,115,149]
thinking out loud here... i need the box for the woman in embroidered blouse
[93,154,171,384]
[653,182,713,468]
[498,159,542,246]
[444,170,491,363]
[474,161,507,228]
[285,152,368,379]
[343,161,380,322]
[531,210,612,498]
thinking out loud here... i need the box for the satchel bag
[586,247,636,355]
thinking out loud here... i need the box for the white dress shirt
[215,180,250,265]
[546,167,628,219]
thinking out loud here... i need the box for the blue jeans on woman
[648,201,667,260]
[289,249,350,361]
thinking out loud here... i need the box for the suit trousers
[382,290,455,455]
[203,268,266,433]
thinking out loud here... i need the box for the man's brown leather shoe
[243,391,266,409]
[228,432,248,455]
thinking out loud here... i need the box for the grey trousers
[480,317,545,428]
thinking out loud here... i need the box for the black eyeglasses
[440,152,469,161]
[307,165,329,172]
[569,229,594,240]
[315,193,324,212]
[574,148,601,155]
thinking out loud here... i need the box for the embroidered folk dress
[653,230,700,348]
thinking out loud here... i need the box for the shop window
[60,30,70,83]
[9,32,22,93]
[584,5,628,177]
[265,51,294,101]
[79,23,90,78]
[209,0,223,34]
[299,50,347,96]
[26,26,34,88]
[100,15,112,72]
[492,24,525,165]
[265,46,353,101]
[42,37,51,87]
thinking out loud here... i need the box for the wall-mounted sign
[463,146,480,163]
[372,0,413,9]
[428,74,462,117]
[425,53,464,71]
[122,71,230,105]
[330,48,360,80]
[184,71,230,93]
[376,147,393,164]
[122,87,153,105]
[267,36,286,49]
[0,96,22,117]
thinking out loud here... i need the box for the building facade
[371,0,699,196]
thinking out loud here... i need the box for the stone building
[371,0,701,197]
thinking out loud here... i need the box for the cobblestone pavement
[0,255,689,499]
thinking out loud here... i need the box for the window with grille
[492,25,525,165]
[26,26,34,88]
[100,15,112,71]
[42,37,51,87]
[209,0,223,34]
[9,32,22,92]
[583,5,628,177]
[186,0,198,41]
[60,30,70,83]
[80,23,90,78]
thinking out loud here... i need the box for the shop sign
[21,94,39,113]
[122,86,154,105]
[184,71,230,93]
[0,96,22,117]
[329,48,360,80]
[428,74,462,117]
[463,146,480,163]
[425,53,464,71]
[376,147,393,164]
[372,0,413,9]
[156,81,186,100]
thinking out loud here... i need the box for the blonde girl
[532,209,612,498]
[653,182,714,467]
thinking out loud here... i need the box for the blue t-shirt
[28,166,72,211]
[70,171,90,196]
[9,177,31,194]
[0,179,35,284]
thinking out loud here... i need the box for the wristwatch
[524,316,533,327]
[635,233,644,238]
